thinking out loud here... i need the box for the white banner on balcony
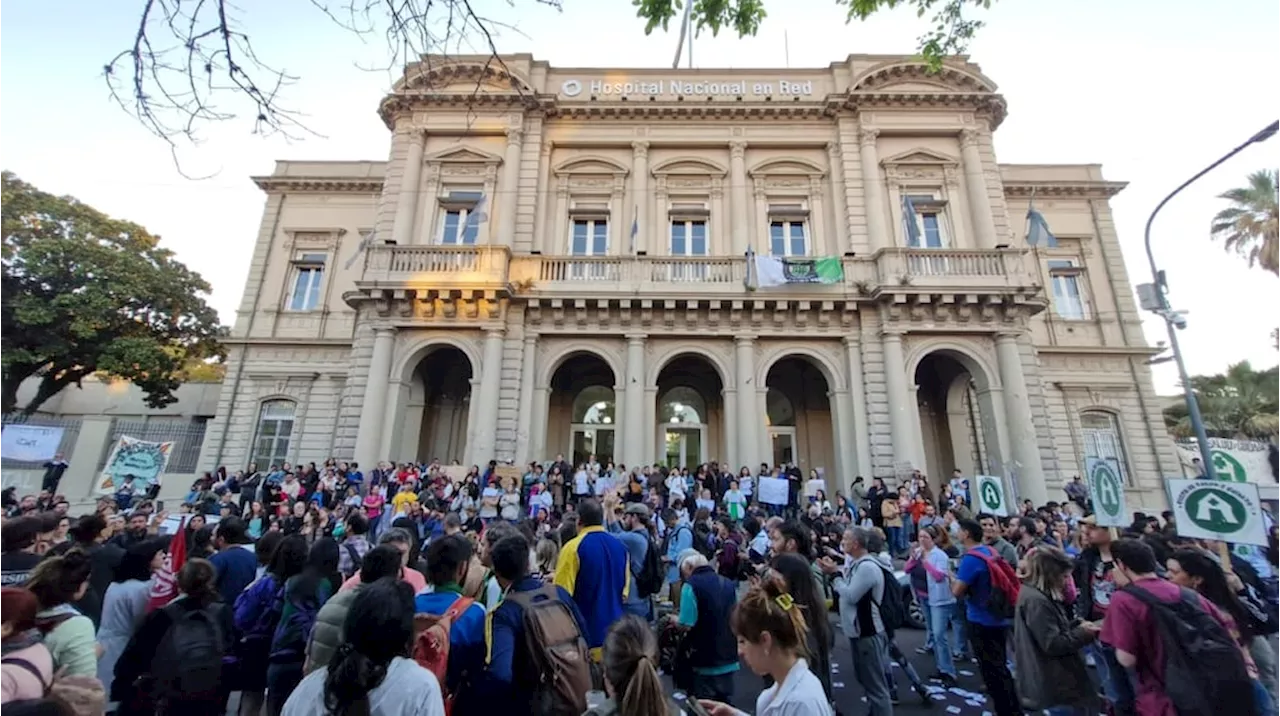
[748,253,844,289]
[0,424,64,462]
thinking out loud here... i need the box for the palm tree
[1164,361,1280,439]
[1210,169,1279,275]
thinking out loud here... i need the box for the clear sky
[2,0,1277,393]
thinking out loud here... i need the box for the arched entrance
[654,355,725,469]
[914,352,993,480]
[764,357,833,475]
[547,353,617,466]
[405,346,473,464]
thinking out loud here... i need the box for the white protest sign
[1168,478,1268,546]
[757,477,790,506]
[1086,457,1128,527]
[975,475,1009,516]
[0,425,64,462]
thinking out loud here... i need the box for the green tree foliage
[633,0,991,68]
[1210,169,1279,276]
[1,171,224,416]
[1164,361,1280,439]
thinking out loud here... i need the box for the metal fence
[1,414,83,470]
[98,419,209,474]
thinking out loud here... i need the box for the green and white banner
[1175,438,1275,483]
[1087,457,1128,527]
[975,475,1010,516]
[748,254,843,289]
[1167,478,1268,546]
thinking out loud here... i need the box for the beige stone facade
[198,53,1179,508]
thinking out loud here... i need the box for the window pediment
[553,155,630,176]
[425,147,503,165]
[881,147,958,167]
[851,61,997,94]
[652,156,727,177]
[748,157,825,178]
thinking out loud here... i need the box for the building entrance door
[768,427,796,468]
[571,425,614,466]
[663,425,705,469]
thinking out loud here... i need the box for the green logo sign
[980,480,1003,511]
[1092,463,1123,518]
[1185,486,1248,535]
[1211,449,1248,482]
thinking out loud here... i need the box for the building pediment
[553,155,630,176]
[652,156,727,177]
[748,157,825,177]
[881,147,959,166]
[851,60,997,94]
[425,146,503,165]
[396,60,534,95]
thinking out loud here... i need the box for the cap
[1080,515,1098,525]
[623,503,651,518]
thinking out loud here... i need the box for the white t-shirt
[283,656,443,716]
[480,486,501,518]
[573,470,591,495]
[665,474,687,501]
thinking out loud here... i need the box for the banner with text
[1166,478,1268,546]
[0,425,64,462]
[1175,438,1276,483]
[749,254,844,289]
[96,436,174,496]
[757,477,790,506]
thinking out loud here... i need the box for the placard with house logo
[1086,457,1127,527]
[975,475,1009,516]
[1167,478,1268,546]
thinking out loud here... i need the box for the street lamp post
[1139,120,1279,480]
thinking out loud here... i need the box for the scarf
[1,629,44,656]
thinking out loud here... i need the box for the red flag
[147,517,188,612]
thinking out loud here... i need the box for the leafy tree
[1210,169,1279,276]
[106,0,991,145]
[1164,361,1280,439]
[1,171,225,416]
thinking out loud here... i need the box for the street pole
[1141,120,1279,479]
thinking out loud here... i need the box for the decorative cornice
[252,176,383,193]
[1003,181,1128,198]
[849,92,1007,130]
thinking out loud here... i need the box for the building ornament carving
[632,141,650,158]
[959,128,981,149]
[505,128,523,146]
[858,128,880,147]
[729,141,747,159]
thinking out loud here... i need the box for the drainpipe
[1089,198,1167,479]
[212,193,288,468]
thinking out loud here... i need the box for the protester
[554,498,630,659]
[953,518,1019,716]
[587,614,682,716]
[97,538,167,699]
[1013,546,1100,715]
[23,550,96,678]
[1,587,54,704]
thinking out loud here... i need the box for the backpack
[868,562,907,634]
[634,537,665,598]
[506,585,592,715]
[412,596,475,714]
[270,581,325,663]
[965,546,1019,620]
[152,603,226,704]
[1120,584,1258,716]
[691,527,715,561]
[2,656,106,716]
[342,543,364,579]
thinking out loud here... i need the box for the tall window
[670,220,708,256]
[1048,259,1088,320]
[769,220,809,257]
[1080,411,1132,486]
[660,386,707,424]
[252,400,295,469]
[904,194,948,249]
[571,218,609,256]
[438,190,483,245]
[288,252,326,311]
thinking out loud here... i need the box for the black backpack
[870,563,907,635]
[691,526,715,560]
[635,537,665,598]
[1120,584,1257,716]
[153,603,226,703]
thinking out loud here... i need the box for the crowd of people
[1,454,1278,716]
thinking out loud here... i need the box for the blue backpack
[269,576,328,663]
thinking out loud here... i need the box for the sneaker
[931,673,957,688]
[918,692,935,707]
[916,646,932,655]
[890,691,901,706]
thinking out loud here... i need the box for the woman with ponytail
[588,614,679,716]
[282,577,443,716]
[699,574,832,716]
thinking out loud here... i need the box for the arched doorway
[406,346,473,464]
[914,352,991,480]
[763,357,833,475]
[547,353,617,466]
[654,355,725,469]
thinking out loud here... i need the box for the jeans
[851,634,893,716]
[886,526,902,553]
[929,602,959,678]
[919,594,934,649]
[1087,642,1136,716]
[952,600,971,658]
[969,622,1020,716]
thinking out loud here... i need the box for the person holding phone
[584,614,684,716]
[1013,546,1101,715]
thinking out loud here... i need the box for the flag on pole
[146,517,188,613]
[344,230,376,270]
[1026,204,1058,247]
[748,251,843,289]
[463,195,489,243]
[629,207,639,253]
[902,194,923,247]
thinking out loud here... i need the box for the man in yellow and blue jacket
[553,497,630,659]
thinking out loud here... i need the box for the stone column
[391,132,425,246]
[858,128,889,251]
[631,142,649,254]
[497,127,523,247]
[722,388,739,469]
[532,142,553,254]
[514,335,538,465]
[469,329,505,465]
[842,336,874,479]
[552,179,570,255]
[995,332,1048,505]
[960,129,999,249]
[827,142,851,255]
[729,141,750,254]
[354,327,396,470]
[623,334,646,468]
[809,176,827,256]
[880,330,917,473]
[530,385,550,462]
[735,336,759,469]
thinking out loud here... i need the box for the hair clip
[774,593,794,611]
